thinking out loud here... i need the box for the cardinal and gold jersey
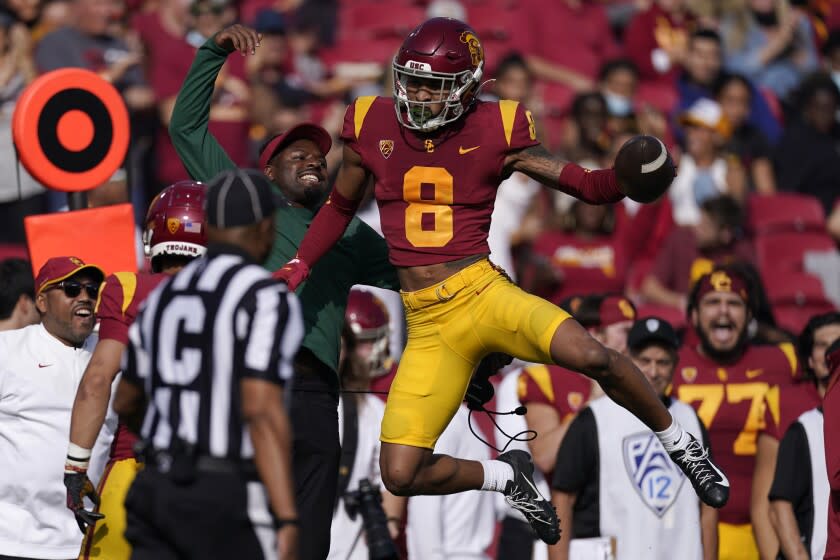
[671,341,799,526]
[518,364,593,421]
[341,96,539,267]
[80,271,166,560]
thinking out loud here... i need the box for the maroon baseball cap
[258,123,332,170]
[35,256,105,295]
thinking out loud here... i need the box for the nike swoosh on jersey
[459,145,480,155]
[745,368,763,379]
[38,363,53,368]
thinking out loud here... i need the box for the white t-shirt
[0,324,95,558]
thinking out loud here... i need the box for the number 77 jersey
[341,95,539,266]
[671,341,799,525]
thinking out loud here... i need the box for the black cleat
[497,450,561,545]
[668,433,730,509]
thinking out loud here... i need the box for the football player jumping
[220,18,731,543]
[64,182,208,559]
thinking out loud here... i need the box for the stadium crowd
[0,0,840,558]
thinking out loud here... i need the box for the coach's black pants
[290,351,341,560]
[124,469,273,559]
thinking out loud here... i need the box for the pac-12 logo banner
[622,432,685,517]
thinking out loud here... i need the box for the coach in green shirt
[168,24,399,559]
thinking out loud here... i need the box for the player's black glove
[64,472,104,534]
[465,352,513,411]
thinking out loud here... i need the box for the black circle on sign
[37,88,113,173]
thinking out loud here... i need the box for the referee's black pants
[124,468,274,559]
[289,350,341,560]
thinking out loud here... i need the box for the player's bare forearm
[751,434,780,560]
[525,404,567,475]
[700,503,719,560]
[548,490,576,560]
[69,339,125,449]
[243,380,297,520]
[505,144,567,187]
[504,145,624,204]
[770,501,809,560]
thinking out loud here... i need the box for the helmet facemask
[393,58,483,131]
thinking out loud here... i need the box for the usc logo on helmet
[459,31,483,67]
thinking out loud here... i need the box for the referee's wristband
[271,514,299,530]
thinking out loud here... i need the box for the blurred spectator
[132,0,252,189]
[1,0,41,25]
[405,404,495,560]
[562,92,612,164]
[829,199,840,244]
[720,0,819,101]
[766,316,840,559]
[676,28,782,144]
[550,317,716,560]
[426,0,466,21]
[520,294,633,476]
[521,0,619,94]
[624,0,692,86]
[751,312,833,558]
[825,30,840,90]
[671,266,800,560]
[715,73,777,194]
[669,98,747,226]
[483,53,540,282]
[0,15,45,243]
[525,200,630,304]
[773,71,840,215]
[642,195,753,310]
[598,58,640,135]
[823,339,840,559]
[0,256,103,560]
[35,0,153,110]
[0,257,39,331]
[329,321,404,560]
[30,0,72,41]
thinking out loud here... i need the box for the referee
[114,169,303,560]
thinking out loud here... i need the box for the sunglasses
[50,280,100,299]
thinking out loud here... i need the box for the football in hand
[614,135,676,203]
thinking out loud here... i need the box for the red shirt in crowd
[671,339,799,525]
[132,13,252,186]
[623,2,691,84]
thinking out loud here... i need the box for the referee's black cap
[205,169,278,228]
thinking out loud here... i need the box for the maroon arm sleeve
[295,189,361,266]
[558,163,625,205]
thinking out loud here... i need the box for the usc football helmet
[392,17,485,131]
[345,289,391,376]
[143,181,208,270]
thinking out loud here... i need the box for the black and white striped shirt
[123,243,303,460]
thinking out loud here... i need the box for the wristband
[65,442,92,474]
[271,514,300,530]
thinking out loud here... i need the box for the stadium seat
[774,302,837,335]
[763,271,832,307]
[747,193,826,235]
[340,2,426,39]
[755,231,837,273]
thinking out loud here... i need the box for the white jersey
[329,394,386,560]
[799,408,828,560]
[590,396,704,560]
[0,324,95,558]
[407,405,495,559]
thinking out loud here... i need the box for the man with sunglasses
[0,256,104,560]
[64,181,207,560]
